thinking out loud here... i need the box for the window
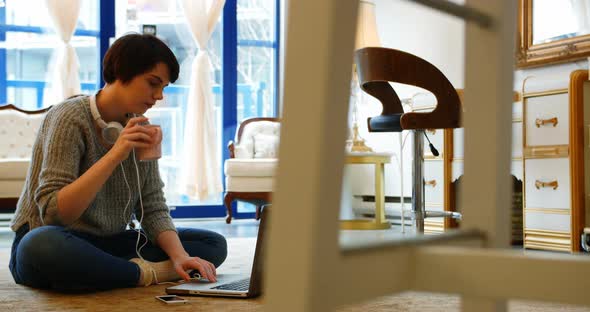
[234,0,278,215]
[0,0,279,218]
[115,0,279,216]
[0,0,100,110]
[237,0,278,120]
[115,0,224,206]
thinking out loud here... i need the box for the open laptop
[166,207,268,298]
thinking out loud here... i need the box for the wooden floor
[1,218,590,311]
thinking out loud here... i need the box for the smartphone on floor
[156,295,188,304]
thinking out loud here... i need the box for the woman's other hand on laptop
[173,255,217,283]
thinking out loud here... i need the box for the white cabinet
[520,70,587,252]
[448,99,524,245]
[422,98,523,235]
[447,71,587,252]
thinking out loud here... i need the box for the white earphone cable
[119,149,149,260]
[131,148,148,259]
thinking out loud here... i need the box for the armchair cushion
[234,145,252,159]
[225,176,275,192]
[253,133,279,158]
[235,120,280,159]
[223,117,280,223]
[224,158,278,177]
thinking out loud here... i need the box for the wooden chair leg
[224,193,234,224]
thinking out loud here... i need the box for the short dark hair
[102,33,179,84]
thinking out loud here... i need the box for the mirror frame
[517,0,590,68]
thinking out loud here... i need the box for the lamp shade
[355,0,380,50]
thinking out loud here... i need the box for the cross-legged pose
[9,33,227,292]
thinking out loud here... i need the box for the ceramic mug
[136,124,162,161]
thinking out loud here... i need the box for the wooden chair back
[355,47,461,130]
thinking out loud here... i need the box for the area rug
[0,237,262,312]
[0,237,588,311]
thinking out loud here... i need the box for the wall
[373,0,465,87]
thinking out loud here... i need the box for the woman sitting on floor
[8,33,227,291]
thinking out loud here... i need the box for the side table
[341,152,392,230]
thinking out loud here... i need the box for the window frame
[0,2,108,107]
[0,0,280,219]
[171,0,280,219]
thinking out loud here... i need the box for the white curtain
[44,0,82,105]
[180,0,225,200]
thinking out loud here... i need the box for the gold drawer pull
[425,179,437,187]
[535,180,558,190]
[535,117,558,128]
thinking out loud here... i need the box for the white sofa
[0,104,49,210]
[223,117,280,223]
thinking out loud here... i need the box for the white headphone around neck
[89,95,123,144]
[88,94,148,260]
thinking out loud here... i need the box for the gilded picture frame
[517,0,590,68]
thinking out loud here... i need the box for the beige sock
[130,258,183,286]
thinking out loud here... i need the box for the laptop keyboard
[211,278,250,291]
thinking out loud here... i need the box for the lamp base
[348,124,373,153]
[350,140,373,153]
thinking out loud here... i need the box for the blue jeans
[9,224,227,292]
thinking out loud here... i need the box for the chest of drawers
[519,70,586,252]
[447,70,587,252]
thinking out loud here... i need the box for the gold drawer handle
[535,117,558,128]
[425,179,437,187]
[535,180,558,190]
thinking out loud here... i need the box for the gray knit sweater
[10,96,176,242]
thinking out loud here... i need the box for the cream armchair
[0,104,50,211]
[223,117,280,223]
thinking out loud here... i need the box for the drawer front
[424,128,444,158]
[524,158,570,209]
[525,211,571,232]
[451,160,521,179]
[424,160,444,205]
[450,160,522,187]
[453,120,521,159]
[525,93,569,147]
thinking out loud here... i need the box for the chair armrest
[228,140,235,158]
